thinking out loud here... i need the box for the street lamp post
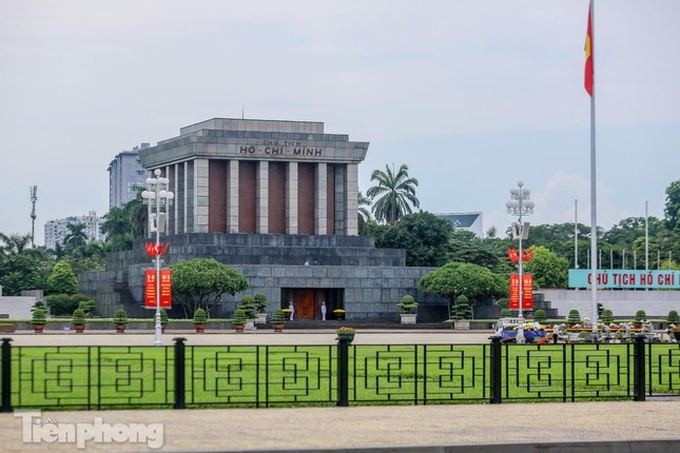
[506,181,535,344]
[142,169,174,346]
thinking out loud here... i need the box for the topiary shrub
[397,295,419,314]
[495,298,508,308]
[567,309,581,326]
[72,308,86,326]
[534,309,547,323]
[193,308,207,325]
[238,295,259,320]
[451,295,472,320]
[254,293,269,313]
[232,308,246,325]
[113,308,128,325]
[500,308,512,317]
[634,310,647,322]
[601,309,614,324]
[667,310,679,324]
[271,308,286,324]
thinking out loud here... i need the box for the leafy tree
[0,233,53,295]
[448,230,503,271]
[664,179,680,231]
[419,262,506,319]
[376,211,452,266]
[46,260,78,295]
[170,258,249,317]
[522,246,569,289]
[367,163,419,225]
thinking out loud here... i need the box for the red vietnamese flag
[584,1,594,96]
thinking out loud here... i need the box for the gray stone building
[80,118,447,322]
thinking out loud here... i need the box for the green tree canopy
[522,245,569,289]
[46,260,79,295]
[170,258,249,317]
[419,262,507,318]
[376,211,452,267]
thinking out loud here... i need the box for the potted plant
[271,308,286,332]
[254,293,269,325]
[72,308,86,333]
[397,295,418,324]
[31,308,46,333]
[238,295,259,330]
[113,308,128,333]
[450,295,472,330]
[335,326,356,343]
[193,308,207,333]
[0,322,16,334]
[232,308,246,333]
[160,308,168,333]
[332,308,346,320]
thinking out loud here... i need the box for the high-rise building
[43,211,104,249]
[108,144,149,209]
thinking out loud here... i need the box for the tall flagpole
[586,0,598,337]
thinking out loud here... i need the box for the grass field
[4,342,679,410]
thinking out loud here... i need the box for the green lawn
[5,342,679,410]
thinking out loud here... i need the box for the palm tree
[366,164,420,226]
[64,223,88,249]
[357,191,372,228]
[0,233,32,255]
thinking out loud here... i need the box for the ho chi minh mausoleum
[79,118,448,321]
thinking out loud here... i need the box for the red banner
[509,273,533,310]
[145,269,172,308]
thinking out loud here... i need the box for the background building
[108,144,149,209]
[436,212,483,237]
[44,211,104,249]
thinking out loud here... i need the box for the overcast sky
[2,0,679,245]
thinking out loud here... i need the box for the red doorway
[296,291,315,319]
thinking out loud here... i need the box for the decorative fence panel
[0,337,678,412]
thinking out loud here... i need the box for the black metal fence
[1,336,679,412]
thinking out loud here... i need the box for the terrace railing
[1,336,678,412]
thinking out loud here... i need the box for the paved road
[1,330,678,453]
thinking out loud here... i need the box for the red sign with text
[509,273,533,310]
[145,269,172,308]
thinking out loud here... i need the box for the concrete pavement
[1,330,678,452]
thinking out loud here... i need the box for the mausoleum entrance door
[296,291,315,319]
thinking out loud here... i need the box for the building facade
[81,118,448,321]
[139,118,368,237]
[436,212,484,237]
[108,144,149,209]
[44,211,103,249]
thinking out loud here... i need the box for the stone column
[345,163,359,235]
[315,163,328,235]
[286,161,298,234]
[227,160,239,233]
[194,159,210,233]
[257,161,269,234]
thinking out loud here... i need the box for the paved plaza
[1,330,679,452]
